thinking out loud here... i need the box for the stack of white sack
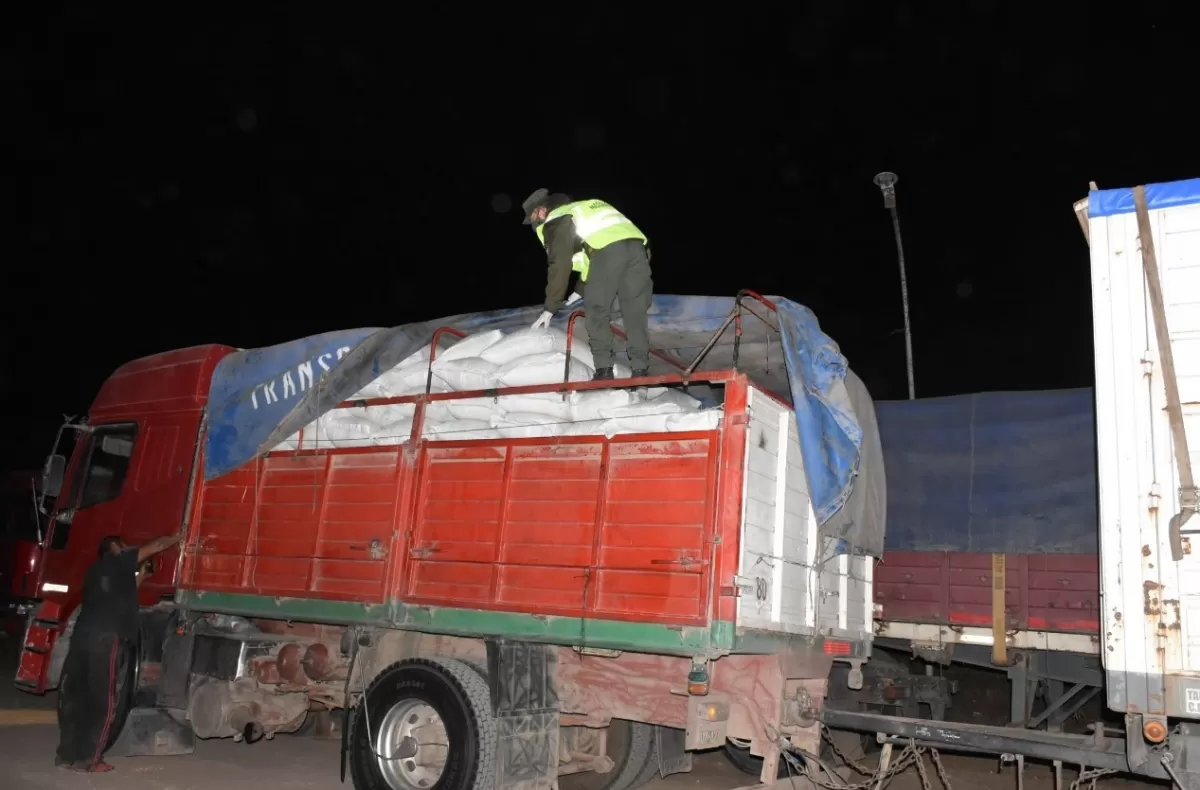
[276,327,722,450]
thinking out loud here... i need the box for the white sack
[569,389,633,422]
[431,357,500,391]
[423,418,497,441]
[490,412,570,439]
[599,389,700,420]
[480,327,595,368]
[348,403,415,425]
[566,418,610,436]
[495,352,592,388]
[436,330,504,363]
[666,410,723,432]
[445,397,504,422]
[356,361,448,399]
[378,418,415,443]
[424,402,456,423]
[602,414,673,437]
[643,387,702,411]
[495,392,572,421]
[311,413,385,448]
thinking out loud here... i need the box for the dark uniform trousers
[583,239,654,371]
[56,631,127,767]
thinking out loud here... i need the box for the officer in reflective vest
[522,188,654,381]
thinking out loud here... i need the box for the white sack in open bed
[480,327,596,368]
[286,326,720,449]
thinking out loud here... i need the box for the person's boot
[630,369,650,400]
[592,367,614,381]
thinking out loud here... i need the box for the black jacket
[541,212,582,313]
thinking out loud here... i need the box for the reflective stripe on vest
[534,199,647,282]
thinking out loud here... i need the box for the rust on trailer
[1144,580,1163,617]
[1165,599,1182,630]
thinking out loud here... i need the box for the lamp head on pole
[873,171,899,209]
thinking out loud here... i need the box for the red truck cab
[16,344,235,693]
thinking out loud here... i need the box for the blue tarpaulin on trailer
[1087,178,1200,218]
[876,388,1098,554]
[202,295,870,532]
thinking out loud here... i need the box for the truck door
[17,423,139,692]
[117,413,203,603]
[39,423,140,599]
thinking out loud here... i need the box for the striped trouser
[55,631,126,768]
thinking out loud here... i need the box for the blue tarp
[203,295,866,529]
[1089,177,1200,218]
[877,388,1098,554]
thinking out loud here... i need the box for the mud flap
[108,708,196,757]
[155,612,196,710]
[487,641,559,790]
[656,726,693,777]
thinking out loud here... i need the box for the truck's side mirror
[42,454,66,499]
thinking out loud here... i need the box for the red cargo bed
[873,551,1100,647]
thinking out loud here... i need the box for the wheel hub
[375,700,449,790]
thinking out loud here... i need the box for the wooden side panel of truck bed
[182,432,721,627]
[874,550,1100,634]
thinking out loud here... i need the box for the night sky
[5,4,1192,471]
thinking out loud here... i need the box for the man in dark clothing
[55,533,179,773]
[522,189,654,381]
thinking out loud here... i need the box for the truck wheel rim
[375,699,449,790]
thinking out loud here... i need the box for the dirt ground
[0,634,1168,790]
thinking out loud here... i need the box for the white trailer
[823,179,1200,789]
[1087,179,1200,739]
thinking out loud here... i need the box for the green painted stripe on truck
[175,590,743,655]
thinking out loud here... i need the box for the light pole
[873,171,915,400]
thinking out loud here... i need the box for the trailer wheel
[349,658,496,790]
[560,720,658,790]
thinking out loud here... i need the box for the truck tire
[560,720,659,790]
[623,727,663,790]
[349,658,496,790]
